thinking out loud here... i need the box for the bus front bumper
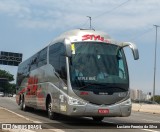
[66,98,132,117]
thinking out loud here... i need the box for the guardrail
[132,103,160,114]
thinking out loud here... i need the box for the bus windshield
[69,42,129,92]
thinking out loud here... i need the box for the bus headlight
[68,97,87,106]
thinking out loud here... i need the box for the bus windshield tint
[70,42,129,91]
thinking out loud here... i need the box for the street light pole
[153,25,160,102]
[87,16,92,29]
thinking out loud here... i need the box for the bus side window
[30,54,38,71]
[37,47,47,68]
[60,56,67,81]
[17,59,30,86]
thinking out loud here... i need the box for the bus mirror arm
[64,38,72,58]
[120,42,139,60]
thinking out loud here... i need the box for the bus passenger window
[37,47,47,68]
[30,55,38,71]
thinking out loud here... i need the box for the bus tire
[20,95,28,111]
[47,100,58,120]
[19,96,23,110]
[92,117,104,122]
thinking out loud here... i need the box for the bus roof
[50,29,118,45]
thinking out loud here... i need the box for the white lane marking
[48,129,66,132]
[10,129,35,132]
[1,107,34,122]
[142,119,160,123]
[103,120,118,124]
[32,121,42,123]
[142,129,160,132]
[1,107,36,132]
[0,107,65,132]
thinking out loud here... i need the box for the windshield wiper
[107,87,127,91]
[77,82,106,90]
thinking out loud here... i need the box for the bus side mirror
[120,42,139,60]
[64,38,72,57]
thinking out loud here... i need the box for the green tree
[9,83,16,94]
[0,69,14,81]
[150,96,160,104]
[0,69,15,94]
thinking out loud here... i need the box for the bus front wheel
[47,100,58,120]
[92,117,104,122]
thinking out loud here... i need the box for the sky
[0,0,160,95]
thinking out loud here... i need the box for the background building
[130,89,151,101]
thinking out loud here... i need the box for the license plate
[98,109,109,114]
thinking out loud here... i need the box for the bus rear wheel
[92,117,104,122]
[20,96,23,110]
[20,95,28,111]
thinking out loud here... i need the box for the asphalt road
[0,97,160,132]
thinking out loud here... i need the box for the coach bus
[16,29,139,121]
